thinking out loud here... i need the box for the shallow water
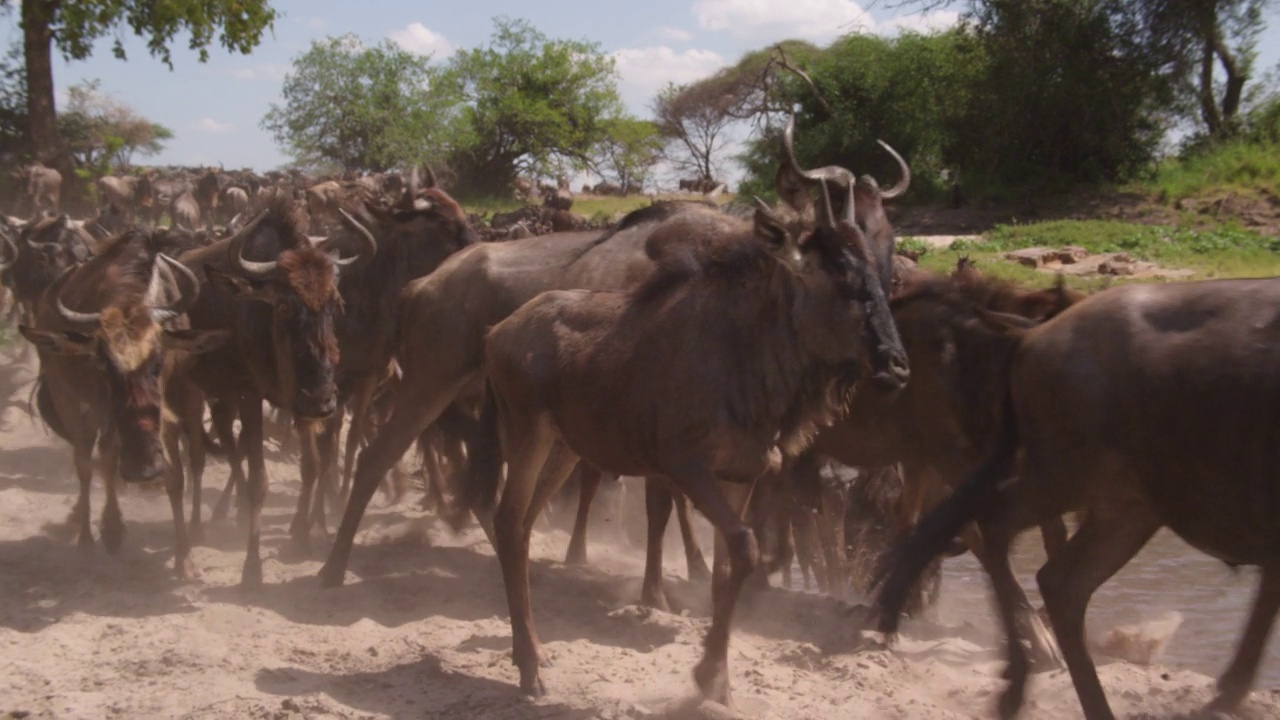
[938,528,1280,688]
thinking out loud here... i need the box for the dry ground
[1,347,1278,720]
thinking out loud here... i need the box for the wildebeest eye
[276,301,292,317]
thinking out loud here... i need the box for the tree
[262,35,450,172]
[653,81,737,184]
[592,117,662,190]
[7,0,277,211]
[58,79,171,172]
[435,17,624,197]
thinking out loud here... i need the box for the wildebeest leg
[71,443,95,549]
[496,430,580,697]
[315,412,343,522]
[684,476,759,706]
[320,381,463,587]
[291,420,321,553]
[97,435,126,555]
[818,484,849,599]
[564,463,600,566]
[674,491,711,581]
[1041,516,1069,557]
[1035,510,1158,720]
[172,384,208,545]
[965,523,1037,718]
[1207,564,1280,713]
[641,475,675,611]
[162,413,198,579]
[340,374,377,501]
[209,401,247,526]
[240,397,269,588]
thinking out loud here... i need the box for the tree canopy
[262,35,449,172]
[434,17,625,196]
[59,79,171,171]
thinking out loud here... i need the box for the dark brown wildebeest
[19,231,226,553]
[477,181,908,700]
[162,199,375,584]
[1,214,96,324]
[194,168,231,227]
[878,277,1280,720]
[24,163,62,214]
[318,119,912,598]
[288,172,477,542]
[542,186,573,211]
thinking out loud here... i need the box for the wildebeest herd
[1,119,1278,720]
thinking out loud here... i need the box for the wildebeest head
[205,200,377,419]
[20,242,228,481]
[361,167,478,264]
[777,118,909,297]
[1,214,94,312]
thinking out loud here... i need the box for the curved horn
[782,115,855,188]
[56,269,102,331]
[146,254,201,324]
[421,164,437,188]
[325,208,378,272]
[875,139,911,199]
[817,179,837,229]
[0,233,18,273]
[225,208,276,279]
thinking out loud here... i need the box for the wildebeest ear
[19,325,97,355]
[752,198,790,249]
[205,264,273,301]
[161,328,231,354]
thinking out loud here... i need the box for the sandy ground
[2,347,1279,720]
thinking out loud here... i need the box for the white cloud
[657,26,695,43]
[693,0,874,42]
[192,118,234,134]
[389,22,456,59]
[612,46,727,111]
[883,10,961,36]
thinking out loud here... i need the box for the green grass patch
[1138,139,1280,203]
[904,218,1280,287]
[460,194,653,221]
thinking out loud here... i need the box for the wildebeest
[0,213,97,323]
[23,163,62,214]
[170,190,201,230]
[318,119,911,600]
[478,172,908,698]
[97,173,155,221]
[876,277,1280,719]
[19,231,227,554]
[542,186,573,211]
[162,198,375,584]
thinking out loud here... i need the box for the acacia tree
[7,0,277,210]
[262,35,449,171]
[59,79,171,171]
[653,81,736,184]
[592,117,662,190]
[435,17,624,197]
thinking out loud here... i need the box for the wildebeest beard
[279,297,340,420]
[105,351,165,482]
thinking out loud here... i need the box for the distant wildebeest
[542,186,573,211]
[221,186,250,222]
[23,163,62,214]
[97,173,155,222]
[162,199,375,584]
[19,231,227,554]
[194,168,233,227]
[477,174,908,699]
[170,189,201,230]
[877,277,1280,720]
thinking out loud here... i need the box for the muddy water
[938,528,1280,688]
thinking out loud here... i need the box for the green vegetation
[909,219,1280,290]
[1140,98,1280,202]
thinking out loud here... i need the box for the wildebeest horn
[146,254,201,323]
[56,268,102,331]
[782,115,855,189]
[0,233,18,273]
[875,139,910,199]
[323,209,378,272]
[226,208,275,279]
[421,164,437,188]
[817,179,838,229]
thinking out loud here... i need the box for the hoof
[687,558,712,583]
[997,682,1025,720]
[101,523,126,555]
[519,674,547,698]
[187,522,205,546]
[77,531,96,551]
[318,562,346,588]
[693,659,730,706]
[564,547,587,566]
[640,587,673,614]
[177,558,203,581]
[241,559,263,590]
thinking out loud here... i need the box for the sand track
[1,348,1278,719]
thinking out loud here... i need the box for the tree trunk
[21,0,91,215]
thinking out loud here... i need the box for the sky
[1,0,1278,177]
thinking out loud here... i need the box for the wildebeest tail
[873,391,1020,634]
[461,379,503,517]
